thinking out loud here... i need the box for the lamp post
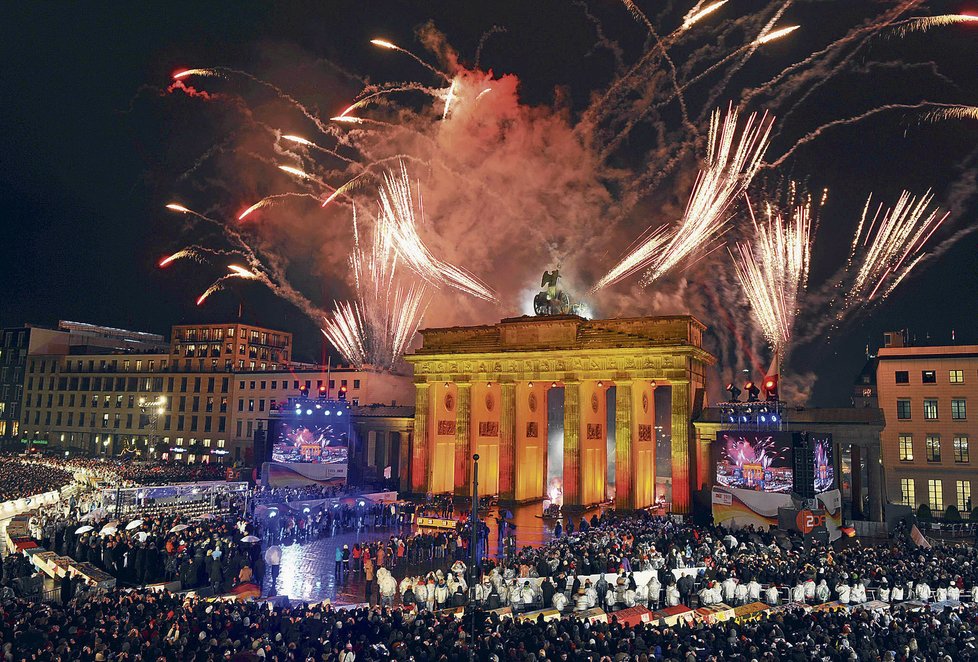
[469,453,479,661]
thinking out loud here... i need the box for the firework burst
[846,190,949,303]
[732,199,813,356]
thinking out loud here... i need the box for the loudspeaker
[792,433,815,500]
[252,428,268,468]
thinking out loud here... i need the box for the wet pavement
[262,502,604,604]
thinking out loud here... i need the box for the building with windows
[11,320,413,464]
[2,322,168,449]
[877,331,977,516]
[169,323,291,372]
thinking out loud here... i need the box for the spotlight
[305,409,313,415]
[338,386,347,401]
[444,382,450,388]
[487,382,492,387]
[551,381,558,388]
[528,382,533,388]
[598,381,604,388]
[324,411,331,416]
[760,415,767,423]
[763,375,779,401]
[336,411,342,416]
[726,383,742,402]
[299,385,309,398]
[650,380,657,389]
[318,385,327,400]
[771,414,778,422]
[745,381,760,402]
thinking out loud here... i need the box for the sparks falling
[846,190,950,303]
[377,161,497,302]
[596,105,773,291]
[890,14,978,38]
[732,200,813,355]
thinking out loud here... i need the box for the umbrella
[75,525,94,535]
[105,519,120,528]
[79,508,106,522]
[99,525,118,536]
[169,524,189,533]
[125,519,144,530]
[195,513,215,520]
[241,535,260,543]
[134,531,150,542]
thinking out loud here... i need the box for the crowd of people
[1,577,977,660]
[9,451,978,659]
[0,457,74,502]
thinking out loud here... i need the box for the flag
[840,526,856,538]
[910,524,931,548]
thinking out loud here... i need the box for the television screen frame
[714,430,794,494]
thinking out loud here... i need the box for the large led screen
[269,418,349,465]
[715,431,793,494]
[812,434,835,493]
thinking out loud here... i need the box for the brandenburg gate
[403,314,715,513]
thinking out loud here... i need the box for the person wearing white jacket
[647,576,662,608]
[850,581,866,604]
[666,583,681,607]
[948,584,961,601]
[791,582,805,603]
[915,581,931,602]
[722,577,737,603]
[879,582,891,602]
[836,582,851,604]
[816,579,830,603]
[734,582,748,605]
[747,579,762,602]
[936,585,948,603]
[635,581,649,607]
[699,584,714,606]
[765,585,780,606]
[892,584,905,602]
[971,584,978,603]
[553,590,569,612]
[377,568,397,608]
[804,578,816,602]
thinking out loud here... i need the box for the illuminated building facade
[876,331,978,516]
[404,315,714,512]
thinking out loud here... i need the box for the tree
[945,504,962,521]
[916,503,932,522]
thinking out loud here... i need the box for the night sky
[2,1,976,406]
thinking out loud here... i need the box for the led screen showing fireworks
[811,434,835,493]
[715,431,793,494]
[269,417,349,465]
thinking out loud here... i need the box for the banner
[262,462,347,487]
[713,486,842,541]
[910,524,932,548]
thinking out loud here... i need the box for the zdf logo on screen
[796,510,826,534]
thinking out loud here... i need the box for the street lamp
[469,453,479,662]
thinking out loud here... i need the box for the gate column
[671,380,692,514]
[563,381,582,507]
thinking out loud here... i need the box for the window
[901,478,916,507]
[922,370,937,384]
[237,399,244,412]
[924,399,938,420]
[957,481,972,512]
[926,434,942,462]
[897,399,911,420]
[895,371,909,384]
[954,435,970,463]
[928,479,944,511]
[898,434,913,461]
[952,399,967,420]
[353,379,361,389]
[248,399,255,412]
[950,370,964,384]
